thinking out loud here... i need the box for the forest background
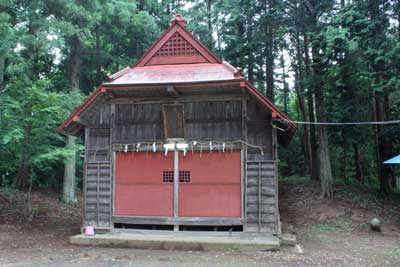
[0,0,399,202]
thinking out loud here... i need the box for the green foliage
[312,218,354,233]
[0,80,84,187]
[0,0,399,195]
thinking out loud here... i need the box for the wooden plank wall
[246,98,273,159]
[244,99,279,234]
[84,161,112,228]
[115,103,164,141]
[245,161,278,233]
[81,99,113,229]
[113,100,242,142]
[80,96,279,233]
[183,101,242,139]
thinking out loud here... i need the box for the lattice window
[179,171,191,183]
[155,32,200,57]
[163,171,174,183]
[162,170,191,183]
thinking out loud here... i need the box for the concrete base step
[70,230,280,251]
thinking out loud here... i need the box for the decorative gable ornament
[133,14,220,67]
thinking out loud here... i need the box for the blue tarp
[383,154,400,164]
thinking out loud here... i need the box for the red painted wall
[115,152,174,216]
[115,150,241,218]
[179,151,241,217]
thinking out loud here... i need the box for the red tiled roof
[106,63,238,85]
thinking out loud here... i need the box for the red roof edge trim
[242,80,296,129]
[56,86,106,134]
[103,79,243,89]
[222,61,243,78]
[107,67,130,81]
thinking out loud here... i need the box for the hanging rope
[114,139,264,156]
[278,119,400,126]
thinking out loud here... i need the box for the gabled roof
[132,14,221,67]
[58,14,296,145]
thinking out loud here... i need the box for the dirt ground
[0,180,399,267]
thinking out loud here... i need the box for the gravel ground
[0,181,399,267]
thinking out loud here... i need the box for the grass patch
[312,217,354,233]
[312,223,340,232]
[0,186,19,199]
[279,175,310,184]
[387,247,400,256]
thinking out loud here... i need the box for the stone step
[70,230,280,251]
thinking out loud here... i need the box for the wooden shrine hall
[58,14,296,235]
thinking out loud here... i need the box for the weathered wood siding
[183,101,242,139]
[87,128,111,162]
[246,98,273,159]
[84,162,112,228]
[113,100,242,142]
[80,93,280,234]
[84,128,112,229]
[81,97,111,127]
[115,103,164,141]
[244,161,278,233]
[244,99,278,233]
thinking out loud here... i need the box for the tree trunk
[303,32,319,181]
[206,0,213,49]
[342,132,347,182]
[281,52,288,114]
[354,144,364,183]
[374,94,392,193]
[265,23,274,101]
[0,56,4,93]
[368,0,392,193]
[14,125,32,188]
[312,44,334,197]
[246,8,254,84]
[95,27,102,85]
[138,0,145,10]
[15,150,30,188]
[63,135,77,202]
[265,0,275,101]
[294,31,312,175]
[63,35,81,203]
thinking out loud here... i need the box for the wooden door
[178,151,241,217]
[115,152,174,216]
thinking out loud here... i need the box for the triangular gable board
[134,16,221,67]
[147,32,207,65]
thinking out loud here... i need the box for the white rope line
[279,119,400,126]
[114,139,264,155]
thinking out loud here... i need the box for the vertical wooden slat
[109,162,112,228]
[96,163,100,227]
[110,103,115,229]
[271,126,279,234]
[275,161,279,234]
[258,161,261,232]
[83,128,89,228]
[112,151,116,228]
[242,99,247,230]
[173,149,179,231]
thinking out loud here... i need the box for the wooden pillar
[242,99,248,231]
[110,103,115,230]
[173,149,179,231]
[271,112,280,234]
[83,128,89,229]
